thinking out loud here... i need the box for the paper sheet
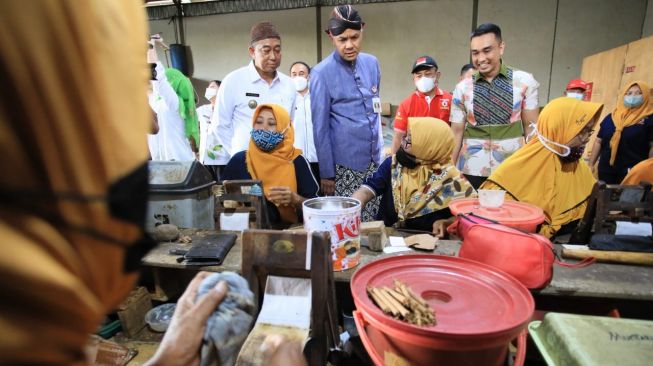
[256,276,312,329]
[383,246,412,254]
[615,221,653,236]
[389,236,406,247]
[257,294,312,329]
[219,212,249,231]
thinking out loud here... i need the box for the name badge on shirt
[372,97,381,114]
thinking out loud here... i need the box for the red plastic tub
[351,254,534,366]
[449,198,545,232]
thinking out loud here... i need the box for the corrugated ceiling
[147,0,412,20]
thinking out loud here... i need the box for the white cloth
[197,103,220,165]
[292,92,318,163]
[147,133,160,160]
[211,61,296,164]
[148,62,195,161]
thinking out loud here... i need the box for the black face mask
[0,162,154,273]
[559,146,585,164]
[396,147,418,169]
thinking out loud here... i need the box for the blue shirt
[310,51,383,178]
[362,157,452,230]
[222,151,319,223]
[597,114,653,176]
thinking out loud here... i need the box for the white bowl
[478,189,505,208]
[145,303,176,332]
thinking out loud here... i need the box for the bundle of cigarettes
[366,280,436,326]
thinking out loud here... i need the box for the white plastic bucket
[303,197,362,271]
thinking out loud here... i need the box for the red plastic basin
[351,254,534,366]
[449,198,545,232]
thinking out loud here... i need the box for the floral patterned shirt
[450,64,539,177]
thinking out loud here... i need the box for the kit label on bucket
[303,197,362,271]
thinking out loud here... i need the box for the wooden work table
[141,229,653,303]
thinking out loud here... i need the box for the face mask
[292,76,308,92]
[415,76,436,94]
[566,92,584,100]
[624,95,644,108]
[535,126,571,157]
[559,146,585,163]
[251,128,285,152]
[204,87,217,101]
[395,147,418,169]
[0,162,155,273]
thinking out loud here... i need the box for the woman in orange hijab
[481,98,603,238]
[222,104,319,225]
[588,81,653,183]
[622,157,653,186]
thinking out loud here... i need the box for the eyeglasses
[401,136,412,148]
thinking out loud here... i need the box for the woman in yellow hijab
[481,97,603,237]
[588,81,653,183]
[353,117,476,237]
[222,104,319,225]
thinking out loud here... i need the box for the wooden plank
[141,229,243,272]
[141,229,653,301]
[619,35,653,91]
[545,248,653,301]
[236,324,307,366]
[562,248,653,266]
[581,45,628,119]
[581,45,628,162]
[117,287,151,339]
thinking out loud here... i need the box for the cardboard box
[381,102,392,117]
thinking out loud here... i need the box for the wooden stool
[215,180,270,230]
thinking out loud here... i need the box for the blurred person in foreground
[0,1,304,365]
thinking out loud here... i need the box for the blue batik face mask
[624,95,644,108]
[251,126,288,152]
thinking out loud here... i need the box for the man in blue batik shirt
[310,4,383,221]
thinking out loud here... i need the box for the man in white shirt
[197,79,223,180]
[290,61,320,183]
[211,21,296,167]
[147,36,196,162]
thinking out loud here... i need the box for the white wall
[319,0,474,104]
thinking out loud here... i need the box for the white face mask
[415,76,436,94]
[204,87,217,101]
[531,123,571,157]
[292,76,308,92]
[566,92,584,100]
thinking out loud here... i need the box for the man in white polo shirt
[211,21,296,168]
